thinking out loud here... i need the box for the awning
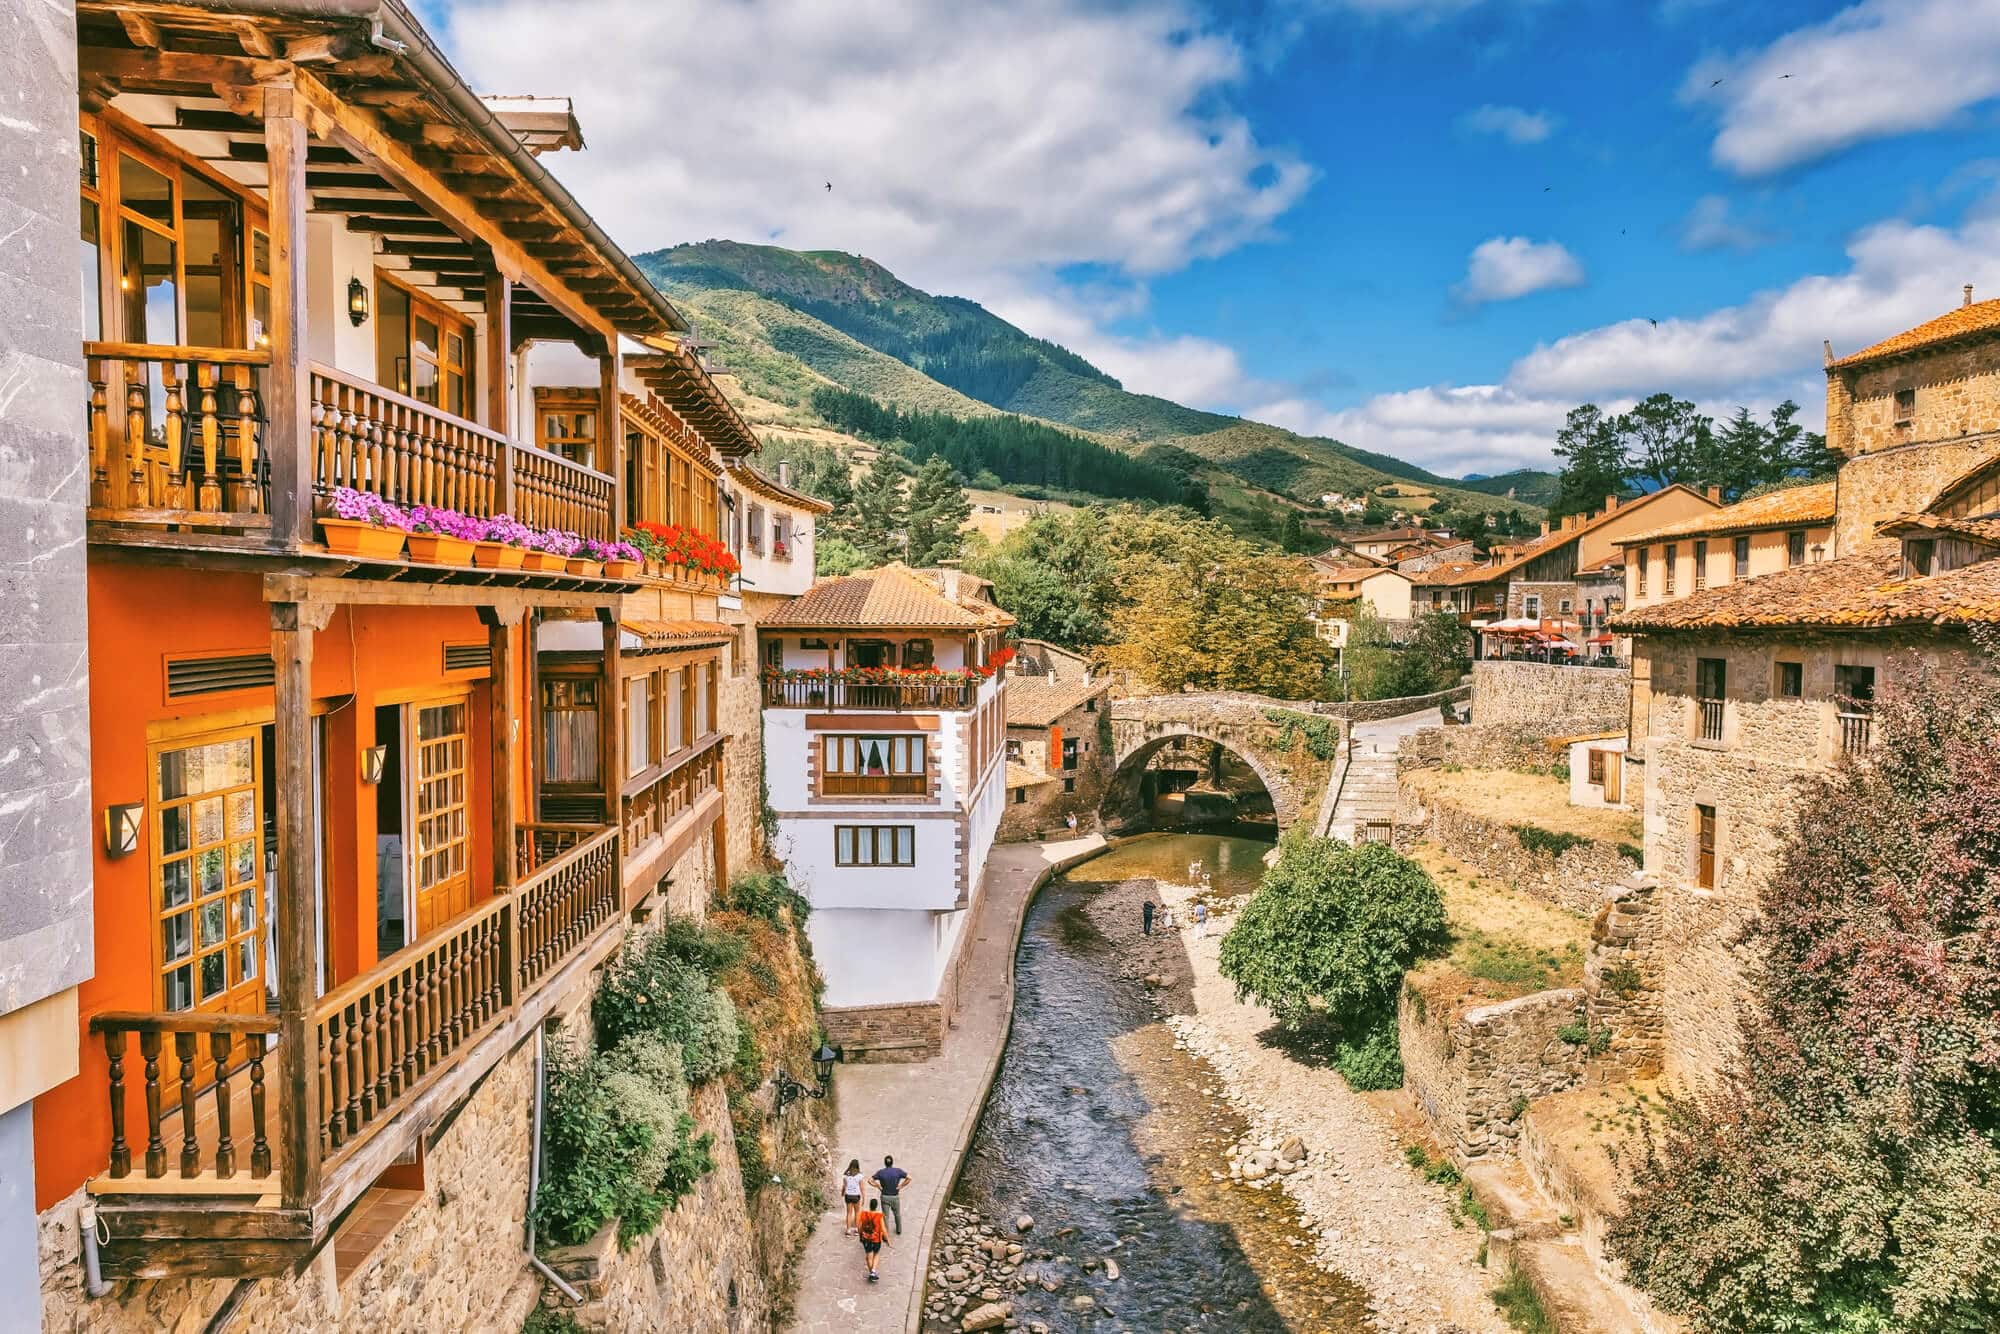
[622,619,738,652]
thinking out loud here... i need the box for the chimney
[778,460,793,488]
[1047,669,1057,684]
[1604,494,1619,512]
[1539,520,1550,537]
[1706,485,1722,503]
[1823,339,1835,367]
[1966,284,1976,307]
[941,569,961,601]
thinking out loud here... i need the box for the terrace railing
[762,676,977,711]
[86,343,270,524]
[1698,698,1725,743]
[622,741,722,864]
[1838,710,1872,756]
[89,1011,278,1186]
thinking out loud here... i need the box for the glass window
[121,219,178,346]
[1776,661,1803,698]
[540,677,600,785]
[153,733,262,1014]
[412,700,471,936]
[693,664,711,739]
[376,281,411,394]
[626,675,651,776]
[248,230,270,348]
[1733,536,1750,579]
[180,173,239,348]
[80,199,101,341]
[834,825,916,867]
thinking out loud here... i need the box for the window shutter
[165,653,275,698]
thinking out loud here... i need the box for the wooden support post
[264,82,315,548]
[599,344,623,533]
[485,270,513,451]
[271,601,324,1209]
[483,608,521,1007]
[712,744,730,898]
[600,610,622,824]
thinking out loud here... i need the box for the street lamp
[775,1042,844,1111]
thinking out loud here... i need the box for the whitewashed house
[758,564,1013,1058]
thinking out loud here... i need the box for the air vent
[166,653,275,699]
[539,794,605,822]
[443,643,493,675]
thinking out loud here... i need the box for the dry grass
[1406,766,1642,846]
[1407,842,1589,1006]
[1522,1079,1671,1210]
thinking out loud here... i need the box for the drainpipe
[526,1024,585,1304]
[78,1203,112,1299]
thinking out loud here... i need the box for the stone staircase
[1327,752,1398,843]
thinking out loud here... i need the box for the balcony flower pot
[524,549,567,572]
[566,557,604,578]
[604,558,641,579]
[320,517,406,560]
[473,541,526,570]
[406,532,476,566]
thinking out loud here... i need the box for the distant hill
[1456,469,1561,509]
[634,240,1545,538]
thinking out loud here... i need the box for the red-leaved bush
[1612,636,2000,1333]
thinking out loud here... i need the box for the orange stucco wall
[34,564,531,1209]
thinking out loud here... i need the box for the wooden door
[411,698,472,937]
[153,728,267,1088]
[1602,751,1622,805]
[1696,804,1716,889]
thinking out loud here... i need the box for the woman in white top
[841,1159,866,1235]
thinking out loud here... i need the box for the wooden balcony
[85,346,619,551]
[762,676,978,712]
[84,826,621,1279]
[620,738,725,901]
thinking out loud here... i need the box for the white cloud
[442,0,1312,293]
[1457,104,1558,144]
[1687,0,2000,176]
[1454,236,1585,306]
[1678,194,1774,252]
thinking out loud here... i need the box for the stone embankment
[1395,773,1638,918]
[923,1205,1079,1332]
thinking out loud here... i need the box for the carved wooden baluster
[88,359,111,508]
[161,361,186,509]
[316,1020,333,1158]
[139,1029,166,1178]
[175,1031,200,1178]
[196,362,222,511]
[249,1039,271,1178]
[373,984,395,1114]
[325,1009,347,1147]
[126,376,150,506]
[355,991,376,1125]
[234,365,260,512]
[103,1028,131,1178]
[210,1030,235,1178]
[384,975,405,1101]
[343,1000,365,1135]
[422,951,444,1070]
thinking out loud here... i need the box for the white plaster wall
[1568,736,1629,809]
[305,215,378,381]
[772,818,962,912]
[763,709,956,812]
[738,507,818,598]
[807,908,950,1008]
[771,635,970,672]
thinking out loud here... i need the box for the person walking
[870,1155,910,1235]
[840,1159,866,1236]
[1192,900,1209,938]
[857,1197,890,1282]
[1141,898,1155,936]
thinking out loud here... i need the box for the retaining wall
[1399,972,1586,1160]
[1394,779,1640,918]
[1471,661,1629,734]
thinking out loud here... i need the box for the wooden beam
[485,616,519,900]
[343,215,455,236]
[601,613,622,819]
[262,572,625,612]
[313,195,429,216]
[486,271,513,450]
[79,45,278,89]
[264,82,314,551]
[226,141,356,165]
[283,33,366,65]
[600,346,623,526]
[270,601,322,1211]
[172,108,257,134]
[117,12,162,48]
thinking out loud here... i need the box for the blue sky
[426,0,2000,476]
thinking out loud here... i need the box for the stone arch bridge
[1103,693,1347,833]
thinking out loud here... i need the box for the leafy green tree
[1280,509,1308,553]
[1219,836,1448,1088]
[1360,497,1392,527]
[1551,404,1628,519]
[848,452,909,564]
[902,456,971,565]
[1402,609,1471,695]
[1612,649,2000,1332]
[814,532,868,576]
[1618,393,1716,493]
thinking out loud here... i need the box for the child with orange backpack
[856,1197,890,1282]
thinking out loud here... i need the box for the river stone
[1069,1295,1098,1311]
[1242,1161,1268,1181]
[946,1265,968,1283]
[1015,1214,1035,1232]
[1103,1258,1121,1281]
[1278,1135,1307,1163]
[980,1287,1002,1301]
[960,1301,1011,1332]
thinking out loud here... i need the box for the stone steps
[1328,755,1399,841]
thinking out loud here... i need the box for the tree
[903,456,971,565]
[1551,404,1628,519]
[1101,544,1335,697]
[848,452,909,564]
[1612,645,2000,1332]
[1402,609,1471,695]
[1712,406,1770,501]
[814,533,868,577]
[1619,393,1716,492]
[966,507,1121,648]
[1218,835,1448,1088]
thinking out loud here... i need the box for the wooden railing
[1698,698,1725,742]
[309,363,504,518]
[315,895,509,1157]
[89,1011,277,1184]
[516,821,600,877]
[85,343,270,522]
[622,742,722,860]
[762,676,977,711]
[516,826,620,991]
[1838,710,1872,756]
[512,440,616,542]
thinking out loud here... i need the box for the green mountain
[634,240,1546,533]
[1457,469,1562,509]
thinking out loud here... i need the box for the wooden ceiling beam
[227,141,357,165]
[117,12,163,49]
[231,20,278,60]
[79,45,280,89]
[313,195,429,215]
[343,215,455,236]
[172,107,257,134]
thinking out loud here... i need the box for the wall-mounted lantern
[361,745,389,785]
[104,803,143,858]
[348,276,371,327]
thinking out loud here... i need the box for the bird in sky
[1543,185,1552,192]
[1779,73,1793,79]
[824,180,833,192]
[1648,318,1659,328]
[1710,78,1723,87]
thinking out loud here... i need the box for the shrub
[1262,707,1340,760]
[1511,825,1590,859]
[1491,1267,1557,1333]
[1556,1020,1589,1045]
[1330,1013,1404,1090]
[728,869,811,929]
[1600,962,1642,998]
[595,929,744,1085]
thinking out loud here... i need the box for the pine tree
[1280,509,1307,553]
[1550,404,1627,518]
[1619,394,1715,492]
[903,457,971,566]
[1713,407,1769,501]
[849,453,909,564]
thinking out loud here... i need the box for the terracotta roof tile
[1411,485,1712,587]
[1875,512,2000,545]
[1410,559,1504,588]
[1611,548,2000,633]
[1829,298,2000,369]
[730,462,835,513]
[621,619,738,649]
[1006,762,1055,789]
[758,562,1015,629]
[1617,482,1836,544]
[1005,675,1112,727]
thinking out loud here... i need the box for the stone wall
[1471,661,1629,734]
[1399,971,1585,1160]
[1506,579,1581,620]
[1395,778,1638,917]
[717,629,765,877]
[997,704,1114,842]
[821,997,945,1062]
[1106,694,1341,832]
[1398,723,1561,775]
[1583,879,1664,1082]
[1323,682,1471,724]
[539,1081,764,1331]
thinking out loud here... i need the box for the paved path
[1328,708,1438,842]
[785,834,1106,1334]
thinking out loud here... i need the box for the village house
[1613,289,2000,1091]
[1339,525,1454,561]
[999,660,1115,840]
[1617,481,1836,615]
[19,2,786,1327]
[1411,486,1717,656]
[758,564,1013,1060]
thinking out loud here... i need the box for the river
[934,829,1376,1331]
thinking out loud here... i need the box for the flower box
[604,559,641,579]
[524,549,567,572]
[320,518,407,560]
[406,532,476,566]
[566,557,604,578]
[473,541,527,570]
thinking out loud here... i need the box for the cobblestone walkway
[784,834,1105,1334]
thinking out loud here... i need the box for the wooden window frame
[378,269,476,421]
[410,694,474,937]
[833,824,916,868]
[1775,660,1803,698]
[1695,804,1717,889]
[149,724,267,1019]
[1587,748,1606,785]
[1894,387,1915,425]
[821,735,929,796]
[1733,535,1750,580]
[1786,530,1807,567]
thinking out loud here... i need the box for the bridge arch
[1103,694,1344,835]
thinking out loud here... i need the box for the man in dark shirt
[870,1155,910,1234]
